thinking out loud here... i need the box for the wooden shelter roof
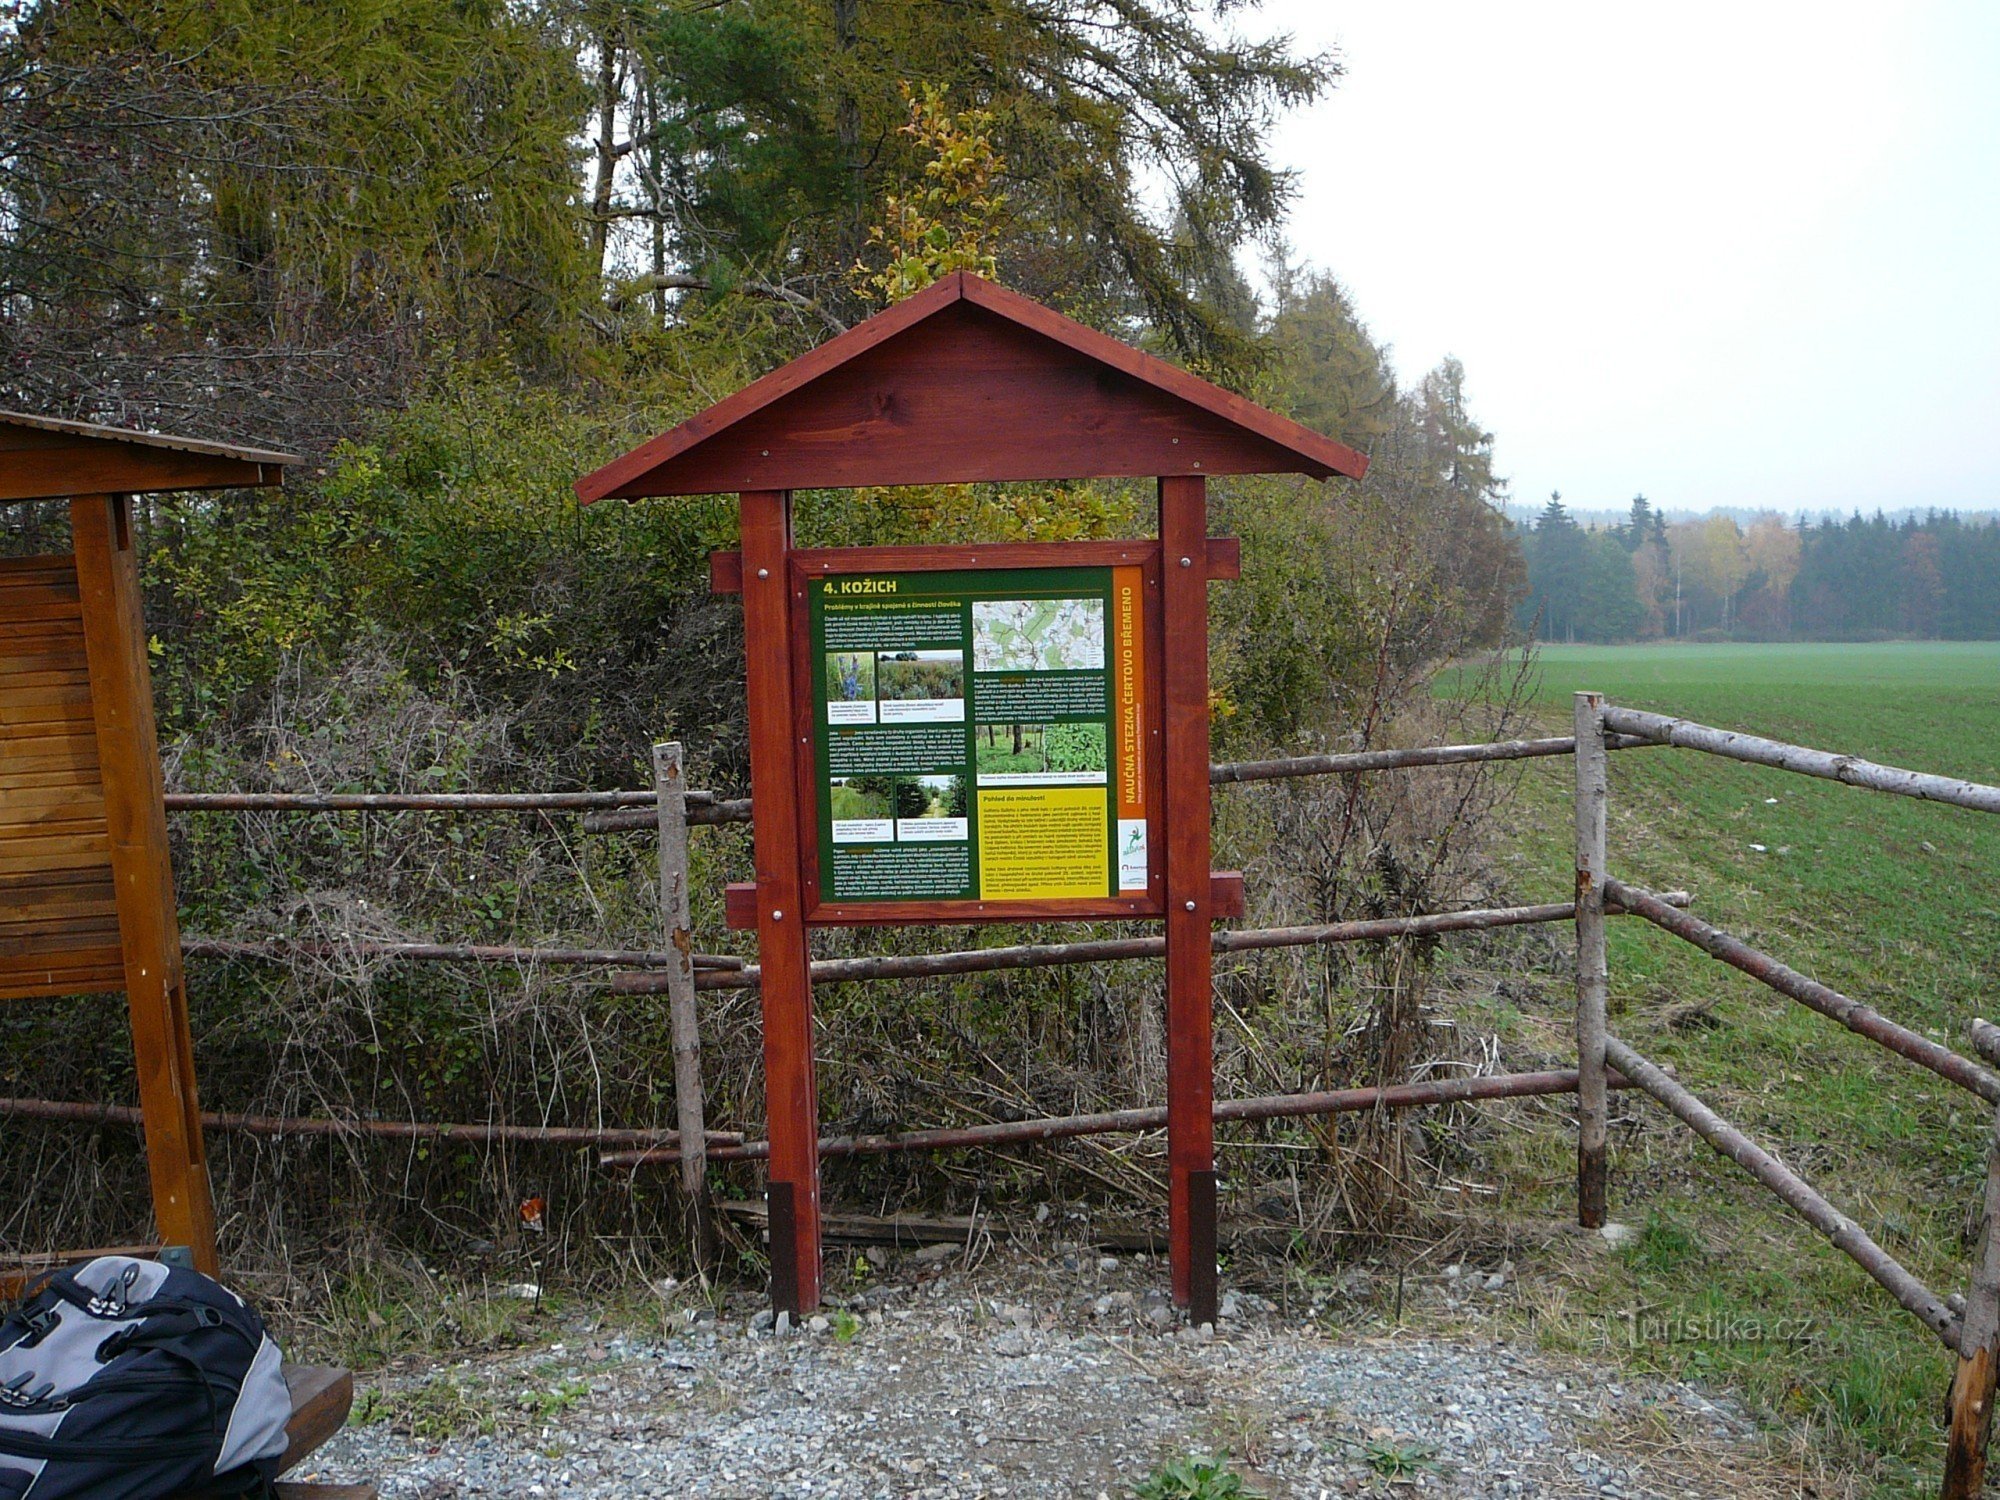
[0,411,298,503]
[576,272,1369,500]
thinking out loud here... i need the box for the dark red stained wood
[575,273,1368,501]
[1210,872,1244,920]
[729,884,1158,931]
[1159,475,1215,1309]
[738,490,822,1313]
[786,540,1159,573]
[709,549,744,595]
[729,873,1240,931]
[1204,538,1241,581]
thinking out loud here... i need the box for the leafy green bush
[1044,721,1105,772]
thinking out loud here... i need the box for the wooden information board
[577,272,1370,1324]
[794,543,1161,924]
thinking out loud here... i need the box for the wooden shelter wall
[0,553,122,997]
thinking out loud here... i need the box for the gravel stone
[307,1250,1771,1499]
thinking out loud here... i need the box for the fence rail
[0,1095,744,1151]
[1603,880,2000,1104]
[1601,705,2000,814]
[610,895,1685,995]
[1601,1035,1963,1351]
[600,1067,1640,1170]
[183,938,745,972]
[163,731,1639,825]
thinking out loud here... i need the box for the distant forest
[1517,496,2000,643]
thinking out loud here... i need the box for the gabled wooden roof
[576,272,1369,501]
[0,411,298,503]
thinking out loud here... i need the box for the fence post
[1944,1022,2000,1497]
[1574,691,1609,1228]
[654,741,714,1275]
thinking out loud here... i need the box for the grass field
[1452,642,2000,1493]
[829,781,891,820]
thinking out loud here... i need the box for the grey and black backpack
[0,1255,291,1499]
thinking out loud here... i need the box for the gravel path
[304,1250,1781,1498]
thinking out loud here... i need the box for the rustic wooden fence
[9,697,1999,1493]
[1569,695,2000,1500]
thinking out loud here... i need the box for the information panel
[808,563,1150,908]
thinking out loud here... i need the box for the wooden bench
[164,1364,374,1500]
[273,1364,376,1500]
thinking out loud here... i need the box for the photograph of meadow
[876,649,964,702]
[827,776,892,821]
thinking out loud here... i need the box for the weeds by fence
[40,692,2000,1493]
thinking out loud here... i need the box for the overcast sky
[1254,1,2000,519]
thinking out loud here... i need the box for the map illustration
[972,598,1104,672]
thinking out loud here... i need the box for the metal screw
[757,567,770,579]
[772,910,784,922]
[1184,900,1197,911]
[761,449,770,457]
[1179,556,1193,568]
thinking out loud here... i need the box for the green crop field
[1448,642,2000,1493]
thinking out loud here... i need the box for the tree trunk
[832,0,866,276]
[588,25,622,275]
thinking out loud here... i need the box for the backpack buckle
[18,1307,58,1345]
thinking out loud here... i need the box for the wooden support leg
[1573,691,1609,1230]
[738,490,820,1313]
[1160,475,1216,1310]
[72,494,218,1276]
[1943,1053,2000,1497]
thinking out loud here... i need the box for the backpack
[0,1256,291,1500]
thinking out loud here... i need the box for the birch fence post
[1944,1019,2000,1497]
[654,741,714,1274]
[1574,691,1610,1228]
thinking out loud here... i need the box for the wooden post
[1574,690,1609,1229]
[1160,474,1217,1322]
[737,490,821,1312]
[70,493,219,1276]
[1945,1022,2000,1498]
[653,741,715,1275]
